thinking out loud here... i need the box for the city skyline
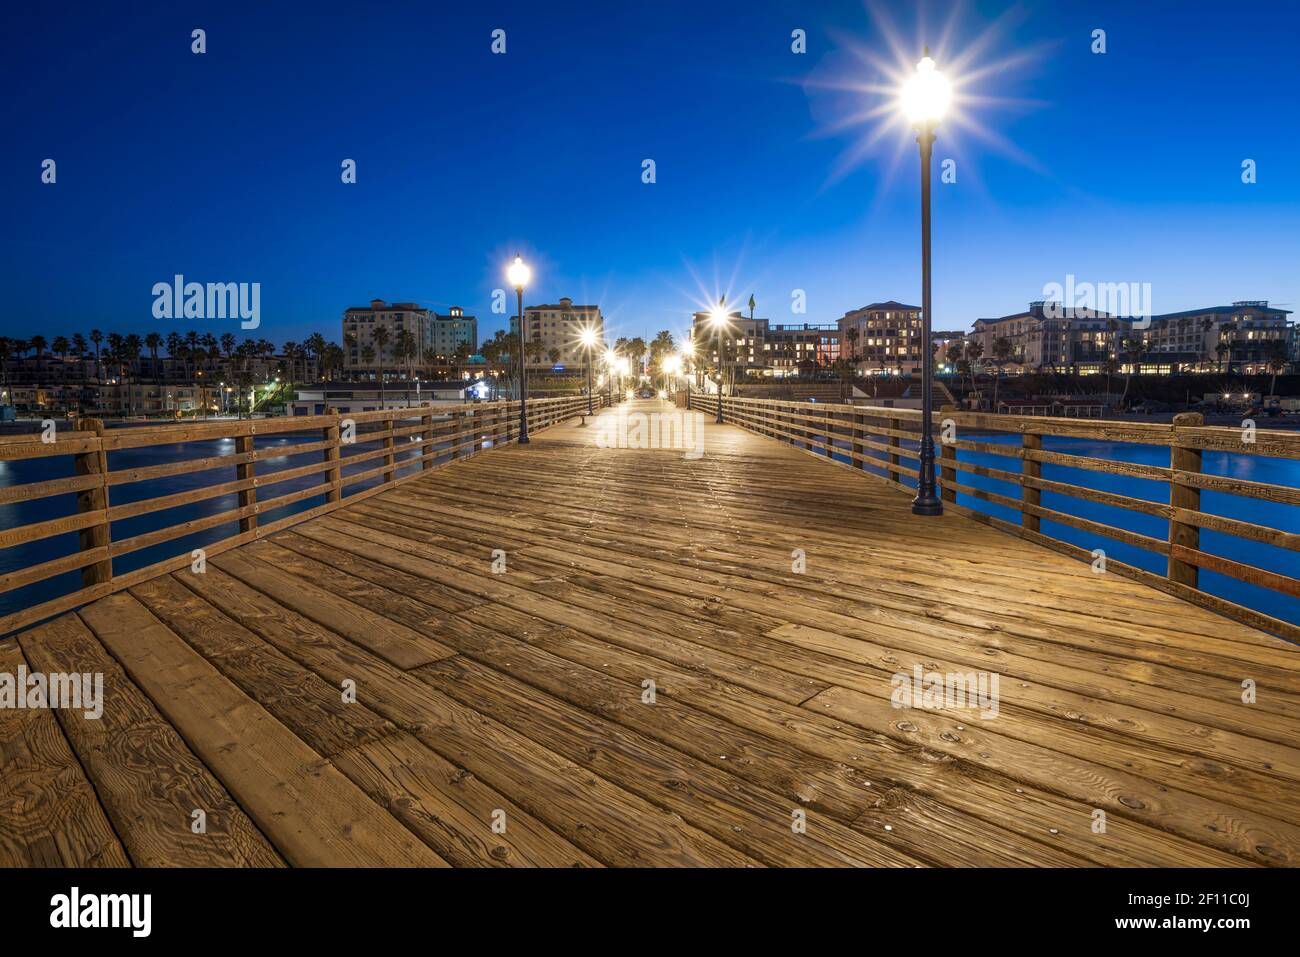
[4,1,1298,348]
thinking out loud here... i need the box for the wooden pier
[1,398,1298,867]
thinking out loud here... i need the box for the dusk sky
[3,0,1298,349]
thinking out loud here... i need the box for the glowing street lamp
[661,354,681,395]
[604,348,618,404]
[507,254,532,444]
[680,340,697,409]
[901,48,949,516]
[707,304,730,424]
[578,326,599,414]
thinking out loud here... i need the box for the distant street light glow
[507,255,531,289]
[901,53,950,125]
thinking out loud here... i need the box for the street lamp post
[708,306,728,424]
[680,343,694,410]
[604,349,616,406]
[902,48,950,516]
[507,255,532,444]
[579,327,598,413]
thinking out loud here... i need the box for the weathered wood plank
[77,593,446,867]
[0,640,129,867]
[17,615,284,867]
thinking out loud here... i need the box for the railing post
[1169,412,1204,589]
[235,432,258,533]
[434,405,449,465]
[74,418,112,587]
[324,407,342,504]
[888,416,901,483]
[939,404,956,504]
[852,410,865,470]
[1021,430,1041,532]
[382,413,396,482]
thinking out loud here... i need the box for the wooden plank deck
[3,399,1298,867]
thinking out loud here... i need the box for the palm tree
[324,343,344,383]
[122,334,143,417]
[30,334,47,385]
[184,331,200,380]
[991,336,1013,412]
[480,338,502,399]
[1120,336,1146,406]
[360,345,377,398]
[89,328,104,376]
[627,337,648,380]
[144,332,163,385]
[305,332,326,382]
[963,340,984,400]
[1266,340,1290,399]
[372,326,390,408]
[1199,317,1215,370]
[453,341,472,370]
[0,337,16,406]
[1215,340,1231,374]
[393,328,416,406]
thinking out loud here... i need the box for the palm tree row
[0,330,350,418]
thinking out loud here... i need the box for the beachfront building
[837,301,925,376]
[521,298,604,370]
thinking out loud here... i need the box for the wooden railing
[689,391,1300,642]
[0,394,603,635]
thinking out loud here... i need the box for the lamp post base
[910,496,943,516]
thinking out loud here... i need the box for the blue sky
[2,0,1297,349]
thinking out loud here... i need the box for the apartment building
[763,323,839,377]
[1140,301,1292,373]
[969,300,1293,374]
[522,297,604,369]
[837,301,925,375]
[690,311,766,376]
[969,302,1128,373]
[342,300,433,373]
[430,307,478,360]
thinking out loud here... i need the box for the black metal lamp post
[579,327,597,414]
[507,255,531,444]
[710,306,727,424]
[903,48,949,516]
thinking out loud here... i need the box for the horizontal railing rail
[688,390,1300,642]
[0,394,604,635]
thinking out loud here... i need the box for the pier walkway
[2,399,1298,867]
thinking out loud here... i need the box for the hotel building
[342,300,433,374]
[522,297,604,369]
[837,301,925,375]
[969,300,1292,374]
[430,307,477,360]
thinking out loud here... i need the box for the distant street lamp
[507,254,532,444]
[708,305,729,424]
[680,342,695,410]
[901,48,950,516]
[604,348,618,405]
[579,326,598,414]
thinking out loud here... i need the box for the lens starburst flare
[901,52,950,126]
